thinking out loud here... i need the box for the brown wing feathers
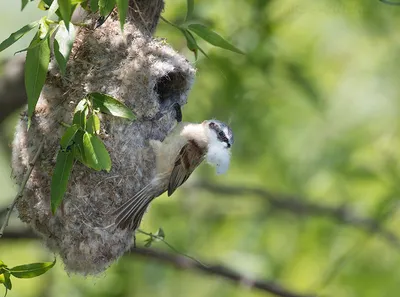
[168,140,206,196]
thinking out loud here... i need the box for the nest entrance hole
[154,71,187,107]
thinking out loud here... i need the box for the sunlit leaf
[83,132,111,171]
[0,22,38,52]
[25,33,50,128]
[51,149,74,213]
[58,0,72,30]
[86,114,100,135]
[47,0,59,18]
[116,0,128,30]
[73,101,88,129]
[60,124,79,148]
[188,24,244,55]
[9,259,56,279]
[54,21,76,75]
[185,0,194,22]
[90,93,135,120]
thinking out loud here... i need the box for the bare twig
[0,138,45,238]
[137,228,207,267]
[130,246,316,297]
[193,181,400,250]
[3,228,316,297]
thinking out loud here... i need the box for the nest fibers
[11,15,195,274]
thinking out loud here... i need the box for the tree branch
[193,181,400,250]
[1,228,316,297]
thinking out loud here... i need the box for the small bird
[113,120,234,230]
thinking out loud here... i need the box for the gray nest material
[11,5,195,274]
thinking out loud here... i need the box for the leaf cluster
[0,259,55,296]
[51,93,135,213]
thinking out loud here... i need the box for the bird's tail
[113,179,162,230]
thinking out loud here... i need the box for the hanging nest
[11,0,196,274]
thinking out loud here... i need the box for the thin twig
[137,228,208,267]
[130,246,317,297]
[0,137,45,238]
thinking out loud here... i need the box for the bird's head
[202,120,234,175]
[203,120,234,149]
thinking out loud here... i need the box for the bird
[113,119,234,230]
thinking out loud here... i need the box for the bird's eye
[218,131,225,137]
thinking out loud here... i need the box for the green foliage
[187,24,244,55]
[50,94,135,213]
[24,30,50,129]
[0,21,38,52]
[54,21,76,75]
[0,259,55,295]
[115,0,128,30]
[90,93,136,120]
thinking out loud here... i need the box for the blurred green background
[2,0,400,296]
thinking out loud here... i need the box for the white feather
[206,137,231,175]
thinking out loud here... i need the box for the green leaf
[0,22,39,52]
[0,261,6,269]
[98,0,115,16]
[185,0,194,22]
[25,33,51,128]
[90,93,135,120]
[54,21,76,75]
[155,227,165,240]
[86,114,100,135]
[116,0,128,30]
[180,29,198,60]
[9,259,56,278]
[2,272,11,291]
[47,0,60,19]
[58,0,72,30]
[60,124,79,148]
[90,0,99,12]
[72,100,88,130]
[21,0,29,10]
[51,149,74,213]
[83,132,111,171]
[188,24,245,55]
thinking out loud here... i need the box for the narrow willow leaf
[9,259,56,279]
[86,114,100,135]
[99,0,115,16]
[60,124,79,148]
[54,21,76,75]
[83,132,111,171]
[0,261,6,269]
[90,0,99,12]
[0,22,38,52]
[73,130,87,164]
[188,24,245,55]
[185,0,194,22]
[58,0,72,30]
[51,149,74,213]
[25,33,50,128]
[116,0,128,30]
[180,29,198,60]
[21,0,29,10]
[90,93,135,120]
[3,272,11,291]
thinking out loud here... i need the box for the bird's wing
[168,140,206,196]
